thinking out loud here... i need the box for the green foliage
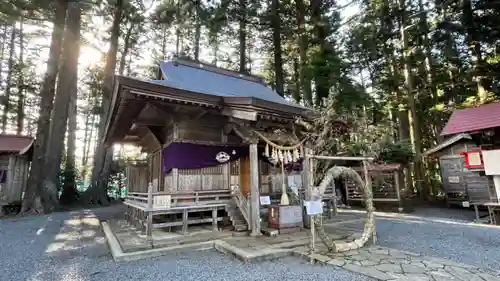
[377,139,415,165]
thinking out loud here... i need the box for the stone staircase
[226,200,249,232]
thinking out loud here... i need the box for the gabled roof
[156,59,307,111]
[423,133,472,156]
[0,134,34,155]
[441,102,500,136]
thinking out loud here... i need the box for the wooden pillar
[249,142,261,236]
[172,122,179,191]
[146,182,153,242]
[182,209,188,234]
[158,151,165,191]
[302,148,311,228]
[221,130,230,190]
[212,206,218,231]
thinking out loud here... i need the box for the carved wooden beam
[232,124,254,143]
[223,123,234,135]
[222,108,258,121]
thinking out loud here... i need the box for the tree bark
[399,0,424,198]
[21,0,68,214]
[60,78,78,205]
[81,98,91,180]
[86,0,124,205]
[292,58,300,102]
[194,0,201,61]
[238,0,247,73]
[310,0,330,107]
[175,0,181,56]
[461,0,487,102]
[0,25,6,94]
[271,0,284,96]
[2,25,16,133]
[16,15,24,135]
[45,0,82,206]
[418,0,441,142]
[119,22,134,75]
[295,0,311,106]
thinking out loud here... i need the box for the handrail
[232,191,251,229]
[129,190,231,196]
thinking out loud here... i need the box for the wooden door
[239,157,250,196]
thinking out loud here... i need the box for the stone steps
[226,203,249,232]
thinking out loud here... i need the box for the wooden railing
[232,192,251,230]
[124,183,234,241]
[126,188,233,209]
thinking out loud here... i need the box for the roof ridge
[168,58,267,85]
[457,101,500,111]
[0,133,33,139]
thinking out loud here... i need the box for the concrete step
[229,214,245,220]
[234,224,248,232]
[231,220,246,226]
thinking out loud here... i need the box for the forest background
[0,0,498,213]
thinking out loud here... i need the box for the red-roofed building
[440,102,500,151]
[425,103,500,211]
[441,102,500,136]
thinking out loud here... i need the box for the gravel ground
[0,206,373,281]
[376,216,500,271]
[2,205,500,281]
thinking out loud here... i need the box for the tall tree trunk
[271,0,284,96]
[16,16,24,134]
[2,25,16,133]
[418,0,441,142]
[119,23,134,75]
[82,98,97,181]
[399,0,424,198]
[0,25,7,87]
[60,82,78,205]
[238,0,247,73]
[161,24,167,60]
[310,0,330,107]
[21,0,69,214]
[86,0,124,205]
[175,0,181,56]
[46,0,82,206]
[81,101,91,180]
[295,0,311,106]
[461,0,487,102]
[194,0,201,61]
[292,58,300,102]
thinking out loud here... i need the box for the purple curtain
[162,143,249,173]
[162,142,303,173]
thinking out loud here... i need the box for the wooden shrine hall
[103,58,312,240]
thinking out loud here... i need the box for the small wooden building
[426,102,500,223]
[104,59,311,238]
[0,134,33,210]
[424,133,492,206]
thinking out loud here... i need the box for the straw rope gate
[251,130,376,252]
[313,164,376,252]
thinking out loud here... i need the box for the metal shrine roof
[0,134,34,155]
[156,60,307,110]
[440,102,500,136]
[423,133,472,156]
